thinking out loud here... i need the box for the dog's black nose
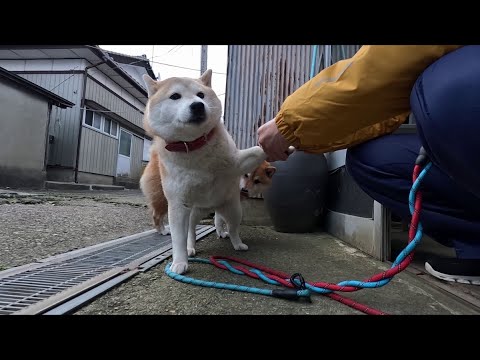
[190,102,205,113]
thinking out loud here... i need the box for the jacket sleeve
[275,45,463,153]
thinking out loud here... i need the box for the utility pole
[200,45,208,75]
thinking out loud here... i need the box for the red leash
[209,164,424,315]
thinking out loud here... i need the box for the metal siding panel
[94,130,100,173]
[100,137,106,174]
[225,45,233,133]
[111,138,118,176]
[85,79,144,129]
[92,133,99,173]
[78,129,86,171]
[130,136,143,180]
[231,45,239,137]
[18,72,83,168]
[78,127,118,176]
[250,46,257,137]
[78,128,87,172]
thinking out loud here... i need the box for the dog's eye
[244,174,249,178]
[169,93,181,100]
[197,92,204,99]
[254,180,260,184]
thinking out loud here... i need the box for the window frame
[82,109,119,139]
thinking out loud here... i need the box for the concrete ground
[77,225,479,315]
[0,188,153,269]
[2,187,479,315]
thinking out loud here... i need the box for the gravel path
[0,189,153,269]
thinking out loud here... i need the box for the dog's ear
[265,166,276,178]
[199,69,212,87]
[143,74,158,97]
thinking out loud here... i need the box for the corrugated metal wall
[330,45,362,64]
[224,45,361,149]
[130,135,144,180]
[19,73,83,167]
[85,78,143,129]
[78,127,118,176]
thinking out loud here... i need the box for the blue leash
[165,258,311,300]
[165,161,432,304]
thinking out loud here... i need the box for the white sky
[99,45,228,112]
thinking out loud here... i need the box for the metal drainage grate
[0,225,215,315]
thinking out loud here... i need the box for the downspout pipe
[74,58,108,183]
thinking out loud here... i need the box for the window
[85,111,93,127]
[111,122,118,137]
[83,109,119,138]
[103,118,111,134]
[119,130,132,157]
[93,113,102,130]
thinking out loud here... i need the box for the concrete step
[45,181,125,191]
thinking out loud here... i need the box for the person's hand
[258,118,292,162]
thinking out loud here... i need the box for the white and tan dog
[141,70,266,275]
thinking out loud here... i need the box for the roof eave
[88,46,149,98]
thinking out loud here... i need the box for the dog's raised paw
[170,262,188,274]
[233,243,248,251]
[253,146,267,160]
[187,247,196,257]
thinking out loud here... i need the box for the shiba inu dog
[215,160,276,238]
[141,70,266,275]
[240,160,276,198]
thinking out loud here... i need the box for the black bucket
[263,151,328,233]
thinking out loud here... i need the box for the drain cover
[0,225,215,315]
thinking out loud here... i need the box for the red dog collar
[165,127,216,153]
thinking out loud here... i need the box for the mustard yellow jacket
[275,45,463,153]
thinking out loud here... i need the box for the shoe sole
[425,262,480,285]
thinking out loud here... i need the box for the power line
[85,45,227,75]
[149,60,227,75]
[168,45,183,55]
[45,46,226,93]
[49,64,83,91]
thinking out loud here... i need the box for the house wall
[87,67,146,122]
[84,75,144,129]
[77,127,118,177]
[0,59,85,169]
[0,78,50,188]
[77,76,146,185]
[130,134,144,181]
[0,58,148,186]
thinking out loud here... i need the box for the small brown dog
[240,160,276,198]
[216,160,276,238]
[140,146,170,235]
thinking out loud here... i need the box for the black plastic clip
[415,146,430,167]
[270,273,312,303]
[290,273,307,290]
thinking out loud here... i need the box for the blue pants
[346,46,480,259]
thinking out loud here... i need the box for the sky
[99,45,228,111]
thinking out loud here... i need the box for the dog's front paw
[233,243,248,251]
[252,146,267,160]
[217,231,229,239]
[170,262,189,274]
[158,224,171,236]
[187,247,196,257]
